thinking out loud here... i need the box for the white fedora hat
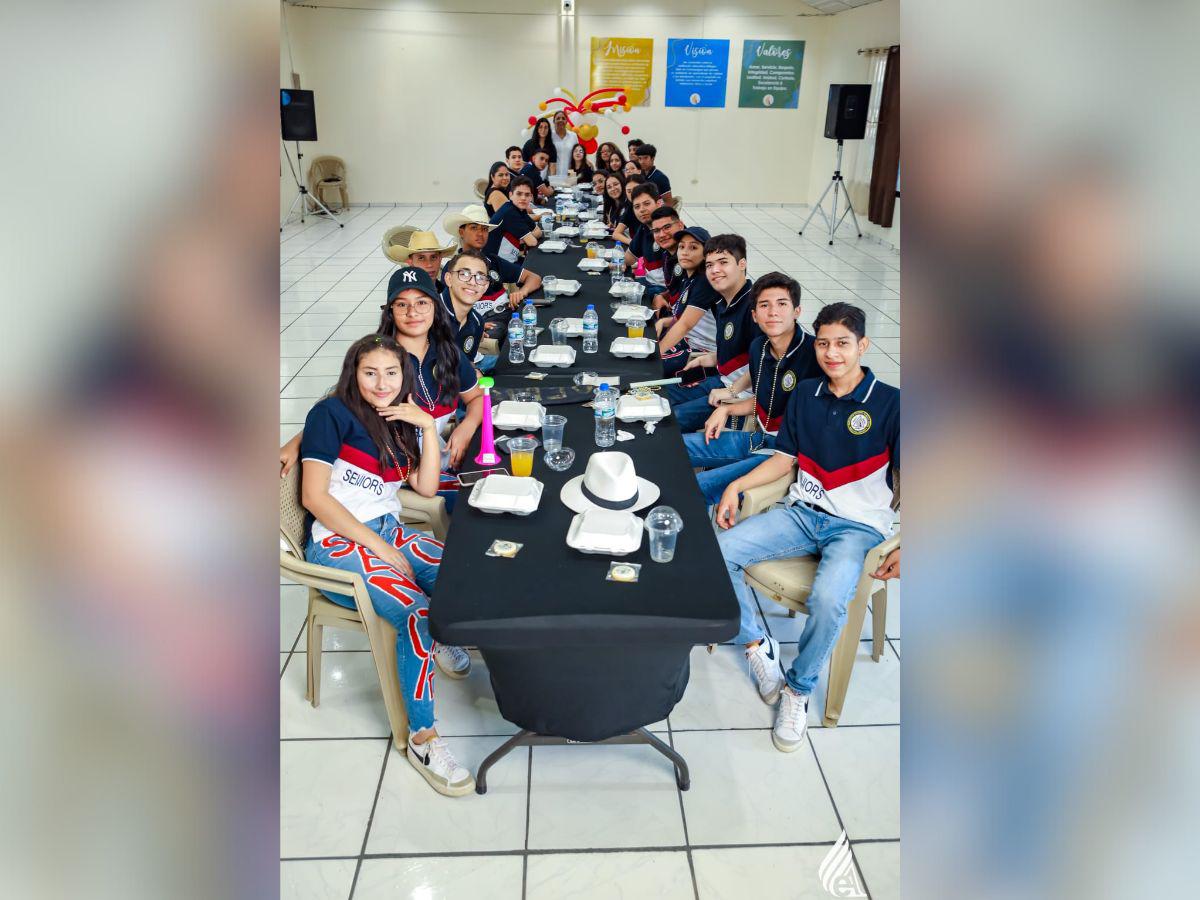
[442,204,498,238]
[560,451,660,514]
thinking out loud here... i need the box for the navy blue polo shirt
[478,250,523,313]
[484,201,534,265]
[410,342,480,438]
[746,330,821,434]
[518,162,551,193]
[440,286,486,363]
[774,367,900,537]
[661,267,720,365]
[629,222,666,287]
[644,167,671,195]
[714,278,760,386]
[618,204,639,235]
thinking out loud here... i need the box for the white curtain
[845,48,889,213]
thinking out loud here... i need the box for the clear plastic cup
[627,322,645,339]
[586,241,601,259]
[541,414,567,453]
[549,319,568,345]
[508,437,537,477]
[644,506,684,563]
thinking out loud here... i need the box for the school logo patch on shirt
[723,322,734,340]
[489,269,499,282]
[781,371,797,392]
[463,335,475,354]
[847,410,872,435]
[674,264,682,277]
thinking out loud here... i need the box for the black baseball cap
[386,266,440,304]
[675,225,711,247]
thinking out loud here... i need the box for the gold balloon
[577,123,598,141]
[538,101,548,111]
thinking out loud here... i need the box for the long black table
[429,236,739,792]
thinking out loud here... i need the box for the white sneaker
[433,644,471,679]
[772,685,809,752]
[745,636,785,705]
[407,735,475,797]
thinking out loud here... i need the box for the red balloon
[617,94,627,105]
[581,138,599,154]
[527,115,537,126]
[620,125,631,135]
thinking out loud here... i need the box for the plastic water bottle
[521,299,538,348]
[508,314,525,364]
[594,383,617,447]
[582,304,599,354]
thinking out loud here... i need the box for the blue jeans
[718,503,884,696]
[684,431,777,505]
[667,375,724,432]
[306,514,444,732]
[477,355,498,373]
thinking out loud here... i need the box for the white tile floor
[280,203,900,899]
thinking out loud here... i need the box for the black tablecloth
[429,239,739,741]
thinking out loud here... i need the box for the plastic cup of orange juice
[627,322,645,339]
[508,437,536,477]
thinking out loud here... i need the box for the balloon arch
[522,86,632,155]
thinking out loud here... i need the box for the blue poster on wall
[665,38,730,108]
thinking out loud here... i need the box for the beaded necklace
[412,342,439,412]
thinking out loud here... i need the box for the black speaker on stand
[800,84,871,245]
[280,89,342,232]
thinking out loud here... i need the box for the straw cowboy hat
[442,204,498,238]
[560,451,660,514]
[382,229,457,265]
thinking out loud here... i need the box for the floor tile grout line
[806,727,874,900]
[667,720,700,900]
[522,745,532,900]
[281,205,376,264]
[281,203,392,264]
[279,722,901,742]
[281,836,902,864]
[348,738,393,899]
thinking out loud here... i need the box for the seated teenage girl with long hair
[281,266,484,512]
[300,333,474,796]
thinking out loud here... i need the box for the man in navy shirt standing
[634,143,672,204]
[716,302,900,753]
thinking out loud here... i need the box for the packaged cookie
[606,561,642,583]
[486,539,523,558]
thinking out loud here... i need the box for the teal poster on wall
[665,38,730,108]
[738,39,805,109]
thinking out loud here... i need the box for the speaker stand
[798,139,862,246]
[280,141,343,233]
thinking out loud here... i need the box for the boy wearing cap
[443,204,542,317]
[667,234,762,433]
[683,272,821,504]
[656,225,720,378]
[716,302,900,753]
[634,144,672,204]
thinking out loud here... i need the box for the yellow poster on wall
[590,37,654,107]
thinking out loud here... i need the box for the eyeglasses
[453,269,490,286]
[390,298,433,314]
[651,222,678,234]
